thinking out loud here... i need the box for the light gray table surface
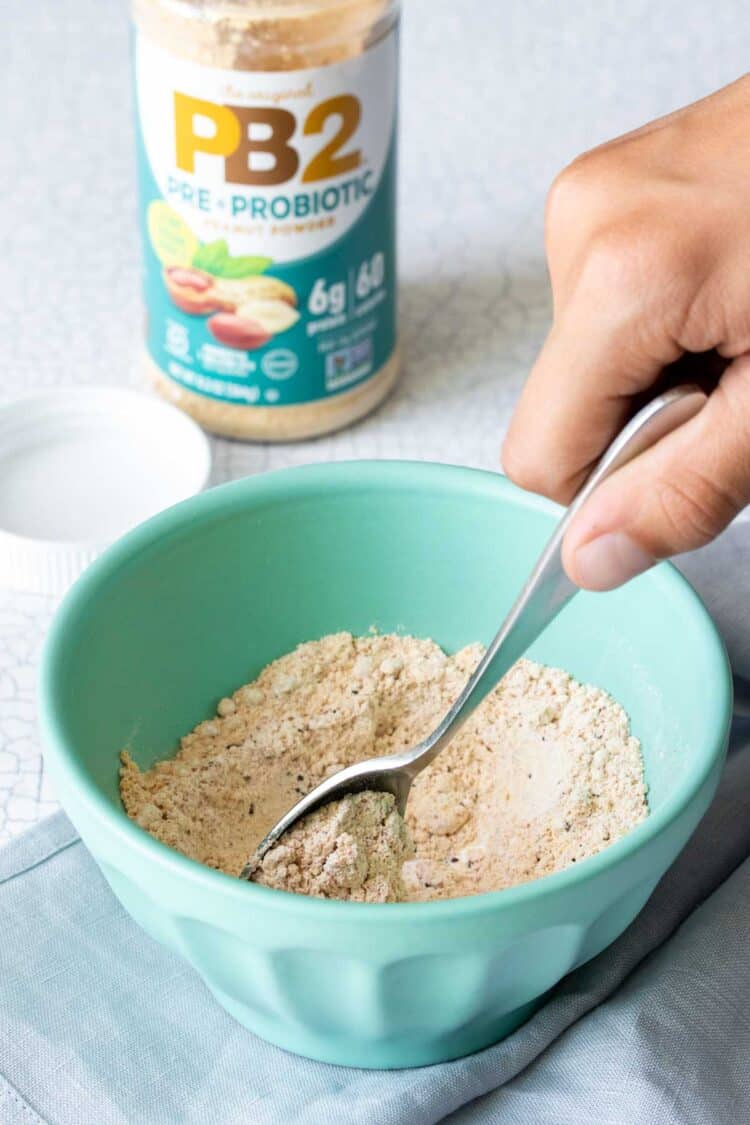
[1,0,748,843]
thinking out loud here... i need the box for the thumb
[562,357,750,591]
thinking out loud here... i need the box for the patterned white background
[1,0,747,842]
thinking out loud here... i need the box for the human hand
[503,76,750,590]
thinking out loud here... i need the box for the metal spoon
[240,384,706,880]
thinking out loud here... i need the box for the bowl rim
[39,459,733,923]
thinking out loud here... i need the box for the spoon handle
[402,384,707,777]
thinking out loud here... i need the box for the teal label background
[134,49,397,409]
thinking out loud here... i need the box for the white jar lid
[0,388,212,595]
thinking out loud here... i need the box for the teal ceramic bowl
[40,462,731,1069]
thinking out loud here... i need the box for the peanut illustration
[207,312,272,350]
[163,266,230,315]
[213,275,297,309]
[236,298,300,335]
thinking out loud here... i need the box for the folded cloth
[1,524,749,1125]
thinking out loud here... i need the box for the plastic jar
[132,0,400,441]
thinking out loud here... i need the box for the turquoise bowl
[39,462,731,1069]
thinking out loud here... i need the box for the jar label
[134,29,397,407]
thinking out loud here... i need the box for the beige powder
[120,633,648,902]
[254,790,413,901]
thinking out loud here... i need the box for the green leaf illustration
[192,239,231,274]
[218,255,273,278]
[191,240,272,278]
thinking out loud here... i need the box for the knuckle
[580,221,648,293]
[502,435,573,501]
[546,152,605,222]
[544,157,603,258]
[502,436,549,495]
[651,468,736,551]
[545,165,581,232]
[578,214,686,306]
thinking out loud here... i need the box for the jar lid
[0,388,212,595]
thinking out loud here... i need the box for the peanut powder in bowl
[120,632,648,903]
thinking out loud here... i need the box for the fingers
[502,215,700,503]
[504,313,673,503]
[562,356,750,590]
[503,122,721,507]
[505,74,750,588]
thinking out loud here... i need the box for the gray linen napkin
[1,521,748,1125]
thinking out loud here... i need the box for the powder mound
[252,791,414,903]
[119,632,648,902]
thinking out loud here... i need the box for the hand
[503,75,750,591]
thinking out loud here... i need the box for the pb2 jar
[132,0,400,440]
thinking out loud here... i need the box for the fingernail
[572,532,655,591]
